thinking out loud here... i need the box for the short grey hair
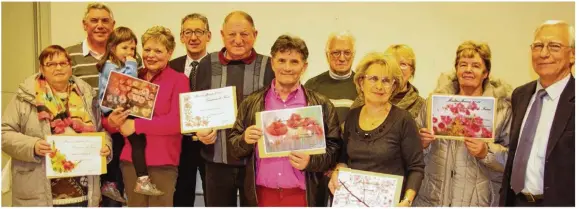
[325,31,356,52]
[534,20,575,48]
[181,13,210,32]
[83,3,114,20]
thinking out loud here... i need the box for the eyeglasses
[330,50,353,59]
[43,62,70,69]
[182,29,206,37]
[362,75,395,87]
[531,42,569,53]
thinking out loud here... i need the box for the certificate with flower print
[179,86,238,134]
[332,168,404,207]
[101,71,160,120]
[428,94,496,142]
[256,105,326,158]
[45,132,107,179]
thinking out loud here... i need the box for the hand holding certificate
[179,86,238,133]
[45,132,107,179]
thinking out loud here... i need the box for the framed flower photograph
[428,94,496,142]
[256,105,326,158]
[101,71,160,120]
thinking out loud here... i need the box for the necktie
[511,89,548,194]
[189,61,199,91]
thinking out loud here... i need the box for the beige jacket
[1,73,111,207]
[413,70,512,207]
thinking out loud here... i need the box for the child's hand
[126,56,136,62]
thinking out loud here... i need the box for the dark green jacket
[228,85,342,206]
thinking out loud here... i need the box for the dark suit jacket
[169,55,196,91]
[499,76,575,206]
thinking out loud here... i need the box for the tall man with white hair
[500,20,575,206]
[305,31,358,124]
[304,31,358,206]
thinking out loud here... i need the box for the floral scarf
[35,76,95,134]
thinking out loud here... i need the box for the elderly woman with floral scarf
[2,45,111,207]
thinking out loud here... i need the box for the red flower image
[434,101,492,138]
[287,113,302,129]
[264,111,325,153]
[265,120,288,136]
[441,115,452,125]
[481,127,492,138]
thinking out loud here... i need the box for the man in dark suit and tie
[169,13,212,207]
[500,20,575,207]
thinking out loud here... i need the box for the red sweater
[102,66,189,166]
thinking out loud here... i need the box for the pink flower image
[433,99,493,138]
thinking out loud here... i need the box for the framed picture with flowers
[428,94,496,142]
[179,86,238,134]
[256,105,326,158]
[101,71,160,120]
[45,132,107,179]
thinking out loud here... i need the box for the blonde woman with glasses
[328,52,425,207]
[351,45,425,119]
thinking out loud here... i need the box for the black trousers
[204,162,248,207]
[100,132,125,207]
[316,175,331,206]
[126,133,148,177]
[173,137,206,206]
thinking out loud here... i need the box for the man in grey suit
[500,20,575,206]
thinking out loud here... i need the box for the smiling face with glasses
[326,37,355,75]
[531,24,575,82]
[360,64,397,105]
[180,18,211,56]
[40,53,73,86]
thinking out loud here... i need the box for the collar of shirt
[82,39,103,59]
[536,73,571,101]
[264,80,307,112]
[218,47,257,65]
[185,53,208,67]
[269,79,303,102]
[328,69,353,80]
[138,65,170,82]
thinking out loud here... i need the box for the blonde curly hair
[141,26,176,53]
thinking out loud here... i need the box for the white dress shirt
[518,73,571,195]
[82,39,103,60]
[184,53,207,78]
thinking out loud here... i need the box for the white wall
[50,2,574,98]
[2,2,42,206]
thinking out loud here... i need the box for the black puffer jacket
[228,85,342,206]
